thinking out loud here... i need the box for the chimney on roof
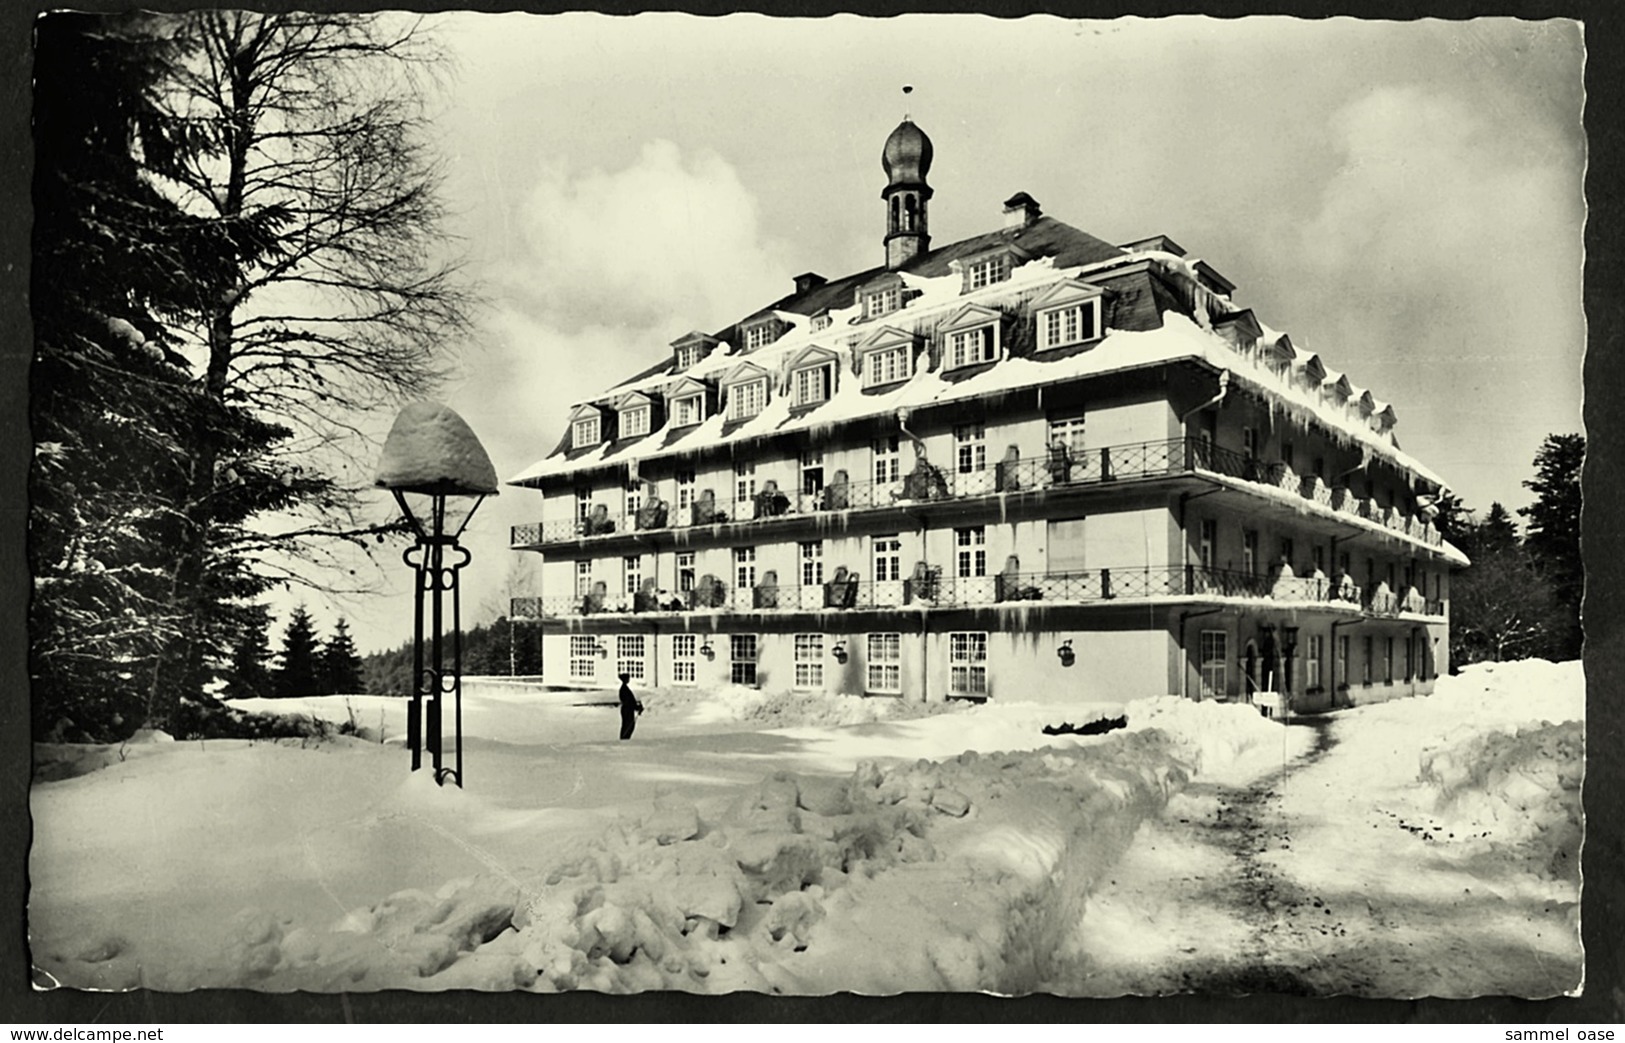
[793,272,827,295]
[1002,192,1042,230]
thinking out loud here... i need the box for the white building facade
[507,119,1466,713]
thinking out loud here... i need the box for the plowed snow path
[1064,715,1581,998]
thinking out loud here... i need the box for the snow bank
[1124,696,1316,787]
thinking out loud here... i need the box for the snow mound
[649,685,970,729]
[1125,695,1316,786]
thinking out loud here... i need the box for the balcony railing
[509,437,1444,549]
[507,564,1443,622]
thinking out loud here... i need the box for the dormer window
[729,378,768,420]
[674,343,705,370]
[966,255,1008,290]
[856,327,916,389]
[864,345,911,387]
[670,331,719,372]
[672,393,704,427]
[1040,299,1102,350]
[939,304,1003,370]
[572,415,601,448]
[947,326,996,368]
[865,286,901,319]
[743,319,782,351]
[810,312,833,332]
[793,362,834,406]
[620,406,650,438]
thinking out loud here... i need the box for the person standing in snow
[617,673,643,740]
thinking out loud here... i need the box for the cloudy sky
[317,14,1585,652]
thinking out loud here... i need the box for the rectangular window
[1199,519,1217,570]
[967,256,1008,290]
[1242,529,1259,576]
[569,635,597,681]
[866,287,900,318]
[794,634,825,689]
[734,546,756,589]
[677,551,696,593]
[1363,635,1374,686]
[1338,634,1350,688]
[947,326,995,368]
[1280,537,1295,570]
[873,535,902,582]
[867,633,902,694]
[625,483,642,519]
[734,460,756,503]
[1199,630,1228,699]
[1048,414,1087,457]
[955,422,986,475]
[575,560,592,597]
[730,634,758,686]
[948,632,989,697]
[793,364,833,406]
[673,394,704,427]
[1405,633,1416,682]
[616,635,646,682]
[1306,634,1323,690]
[874,435,901,485]
[811,313,832,331]
[1049,518,1087,574]
[576,487,592,522]
[745,323,777,350]
[674,344,703,370]
[1039,300,1100,349]
[623,555,641,596]
[800,540,824,586]
[620,407,650,438]
[672,634,697,686]
[801,449,824,499]
[1313,545,1326,575]
[676,470,695,518]
[864,345,911,387]
[1385,637,1395,684]
[573,416,601,447]
[955,526,987,578]
[728,379,767,420]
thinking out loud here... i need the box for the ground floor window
[867,633,902,694]
[617,635,646,682]
[794,633,824,689]
[731,634,758,686]
[1384,637,1395,685]
[1405,632,1416,682]
[569,635,598,681]
[1362,635,1374,686]
[1199,630,1228,699]
[672,634,697,686]
[1338,634,1350,688]
[1305,634,1323,691]
[948,632,989,697]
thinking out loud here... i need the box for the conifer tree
[1520,433,1583,658]
[221,606,274,701]
[274,606,323,698]
[319,619,365,695]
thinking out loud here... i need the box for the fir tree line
[361,617,543,698]
[1442,433,1583,667]
[218,606,367,700]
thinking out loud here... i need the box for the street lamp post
[375,402,499,789]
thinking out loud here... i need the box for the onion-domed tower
[881,117,934,269]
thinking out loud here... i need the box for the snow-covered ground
[28,662,1582,995]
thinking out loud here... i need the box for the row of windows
[575,300,1103,446]
[564,631,985,696]
[1197,516,1440,593]
[1196,629,1431,697]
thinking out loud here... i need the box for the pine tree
[1520,433,1583,659]
[319,619,365,695]
[274,606,323,698]
[221,606,273,700]
[29,13,205,740]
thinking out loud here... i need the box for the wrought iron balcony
[507,564,1441,622]
[509,436,1444,550]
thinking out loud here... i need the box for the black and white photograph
[24,11,1588,1000]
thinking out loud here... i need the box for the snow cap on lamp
[375,401,499,496]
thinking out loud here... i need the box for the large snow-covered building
[507,118,1467,712]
